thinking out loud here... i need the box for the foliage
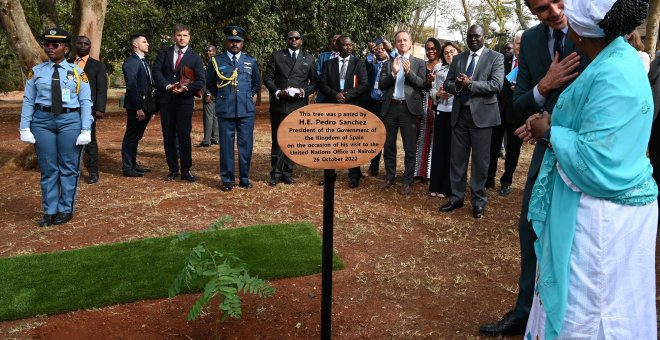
[168,216,275,321]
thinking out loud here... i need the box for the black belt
[35,104,79,113]
[391,99,406,104]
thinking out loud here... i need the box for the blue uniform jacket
[206,52,260,118]
[21,60,93,130]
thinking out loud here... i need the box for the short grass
[0,222,344,321]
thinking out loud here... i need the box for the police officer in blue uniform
[206,26,261,191]
[19,28,93,227]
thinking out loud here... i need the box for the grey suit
[510,23,584,320]
[378,55,426,184]
[444,47,504,207]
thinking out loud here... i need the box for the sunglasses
[43,42,63,49]
[288,36,301,41]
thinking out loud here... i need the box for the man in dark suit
[73,36,107,184]
[441,24,504,219]
[315,33,341,103]
[378,30,426,195]
[479,0,583,335]
[152,23,205,182]
[121,33,154,178]
[363,39,390,177]
[207,26,261,192]
[486,31,524,197]
[319,35,369,188]
[264,30,318,186]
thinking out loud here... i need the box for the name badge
[62,88,71,102]
[339,79,345,91]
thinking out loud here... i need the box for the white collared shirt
[465,45,485,74]
[337,55,351,74]
[226,51,242,63]
[288,48,299,59]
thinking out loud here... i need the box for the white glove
[76,130,92,146]
[19,128,35,144]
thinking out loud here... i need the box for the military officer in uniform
[206,26,261,191]
[19,28,93,227]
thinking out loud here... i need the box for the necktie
[513,58,518,69]
[553,29,564,60]
[142,58,152,85]
[175,49,183,69]
[460,53,478,104]
[394,57,405,98]
[232,55,237,67]
[339,58,347,80]
[291,51,297,63]
[51,64,62,114]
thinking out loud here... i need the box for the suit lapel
[472,48,489,79]
[540,26,553,73]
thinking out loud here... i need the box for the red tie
[175,50,183,69]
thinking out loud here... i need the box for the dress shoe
[87,172,99,184]
[473,206,485,219]
[479,310,526,336]
[134,164,151,173]
[221,182,233,191]
[123,169,144,177]
[239,181,253,189]
[53,212,73,225]
[38,214,56,227]
[268,177,280,186]
[164,172,180,181]
[210,140,219,145]
[181,171,197,182]
[499,186,512,196]
[195,142,211,147]
[281,177,295,185]
[399,183,411,195]
[440,201,464,212]
[348,177,360,188]
[364,169,378,177]
[379,178,395,189]
[485,180,495,189]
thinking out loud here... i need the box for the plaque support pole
[321,169,336,340]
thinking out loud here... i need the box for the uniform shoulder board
[27,69,34,80]
[80,72,89,83]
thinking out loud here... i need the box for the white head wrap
[565,0,617,38]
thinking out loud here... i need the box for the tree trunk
[75,0,107,60]
[38,0,58,28]
[0,0,47,74]
[515,0,527,30]
[647,0,660,60]
[461,0,471,29]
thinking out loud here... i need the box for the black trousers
[383,102,418,184]
[429,110,452,195]
[84,109,99,174]
[269,111,295,180]
[121,110,152,172]
[160,103,194,173]
[487,121,523,187]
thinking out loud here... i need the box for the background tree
[647,0,660,59]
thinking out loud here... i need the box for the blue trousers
[218,116,254,184]
[31,110,82,214]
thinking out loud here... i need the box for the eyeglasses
[43,42,63,49]
[443,49,457,56]
[288,36,301,41]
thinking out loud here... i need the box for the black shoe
[499,186,512,196]
[181,171,197,182]
[473,206,485,219]
[134,164,151,173]
[399,183,411,195]
[440,201,464,212]
[195,142,211,147]
[210,140,219,145]
[268,177,279,186]
[123,169,144,177]
[87,172,99,184]
[479,310,526,336]
[485,180,495,189]
[379,178,395,189]
[239,181,253,189]
[348,177,360,188]
[221,182,233,191]
[281,177,294,185]
[53,212,73,225]
[164,172,180,181]
[38,214,56,227]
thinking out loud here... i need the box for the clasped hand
[514,111,551,144]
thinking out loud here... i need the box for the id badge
[374,80,379,91]
[339,79,345,91]
[62,88,71,102]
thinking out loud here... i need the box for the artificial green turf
[0,222,344,321]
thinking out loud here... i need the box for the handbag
[140,85,159,114]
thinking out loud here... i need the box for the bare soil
[0,90,656,339]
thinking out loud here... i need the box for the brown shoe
[399,183,411,195]
[379,178,395,189]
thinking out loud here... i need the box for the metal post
[321,169,336,340]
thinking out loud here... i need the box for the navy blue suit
[152,46,205,174]
[121,52,153,172]
[206,52,261,184]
